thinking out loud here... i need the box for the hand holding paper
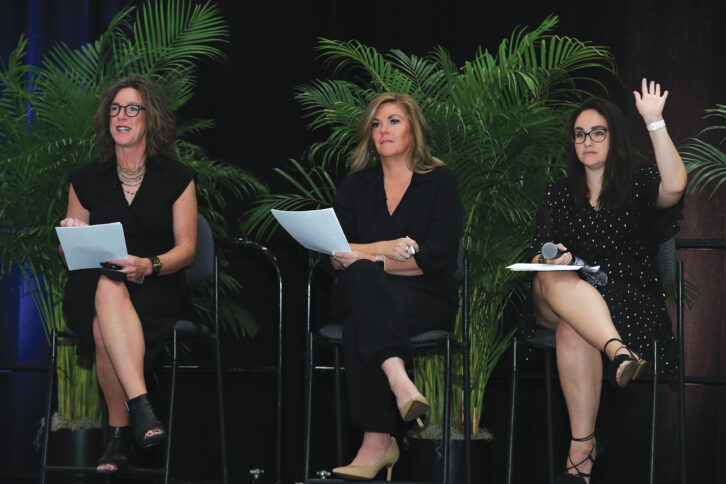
[56,222,129,270]
[271,208,350,255]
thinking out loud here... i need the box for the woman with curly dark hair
[60,74,197,473]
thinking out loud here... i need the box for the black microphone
[541,242,563,260]
[540,242,608,286]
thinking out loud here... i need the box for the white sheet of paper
[271,208,351,255]
[506,263,599,272]
[56,222,128,271]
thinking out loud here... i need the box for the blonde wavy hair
[348,93,447,175]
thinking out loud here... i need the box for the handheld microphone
[541,242,563,260]
[539,242,608,286]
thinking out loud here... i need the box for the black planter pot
[404,437,490,483]
[47,427,103,483]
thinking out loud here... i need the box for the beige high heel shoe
[332,437,399,481]
[399,394,429,429]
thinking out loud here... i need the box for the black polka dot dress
[524,164,680,382]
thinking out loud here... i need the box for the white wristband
[646,119,666,132]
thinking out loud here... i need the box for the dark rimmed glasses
[571,128,608,144]
[107,104,145,117]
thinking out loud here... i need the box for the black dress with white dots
[523,164,681,382]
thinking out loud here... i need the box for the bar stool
[302,251,471,484]
[505,239,686,484]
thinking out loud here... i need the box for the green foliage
[0,0,264,422]
[242,15,614,435]
[681,105,726,197]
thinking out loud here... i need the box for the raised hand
[633,77,668,125]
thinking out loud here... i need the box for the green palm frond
[681,105,726,197]
[241,159,337,240]
[125,0,228,76]
[242,15,614,435]
[0,0,263,422]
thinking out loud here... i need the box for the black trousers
[331,259,456,433]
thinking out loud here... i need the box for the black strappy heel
[126,393,167,449]
[555,431,596,483]
[603,337,645,388]
[96,426,133,473]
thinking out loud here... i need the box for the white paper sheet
[506,263,599,272]
[271,208,351,255]
[56,222,128,270]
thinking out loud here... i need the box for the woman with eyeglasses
[59,74,197,473]
[526,79,686,483]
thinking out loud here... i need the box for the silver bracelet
[646,119,666,132]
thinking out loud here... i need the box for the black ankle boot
[126,393,167,449]
[97,426,133,474]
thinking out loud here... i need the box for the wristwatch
[149,256,162,276]
[374,254,385,268]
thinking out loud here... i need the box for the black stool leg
[214,332,228,484]
[333,345,343,466]
[506,337,519,484]
[544,350,554,484]
[303,332,314,483]
[677,261,687,484]
[40,328,58,484]
[164,329,178,484]
[649,339,659,484]
[442,335,452,484]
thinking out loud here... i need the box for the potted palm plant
[242,14,614,477]
[0,0,263,465]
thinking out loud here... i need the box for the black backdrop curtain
[1,1,725,482]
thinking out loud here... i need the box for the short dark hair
[93,74,176,162]
[567,97,634,210]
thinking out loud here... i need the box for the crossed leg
[93,275,160,471]
[347,357,422,467]
[533,270,636,481]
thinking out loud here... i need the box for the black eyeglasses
[107,104,145,117]
[571,128,608,144]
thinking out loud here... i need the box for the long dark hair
[567,97,633,210]
[93,74,176,163]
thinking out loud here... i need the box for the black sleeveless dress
[63,157,196,365]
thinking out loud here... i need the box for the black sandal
[555,431,596,483]
[97,426,133,474]
[126,393,167,449]
[603,337,645,388]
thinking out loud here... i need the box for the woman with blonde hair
[329,92,462,481]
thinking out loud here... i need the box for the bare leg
[380,356,422,409]
[93,317,130,427]
[348,431,393,467]
[556,320,601,482]
[93,316,131,472]
[534,270,636,482]
[533,271,638,364]
[94,275,148,399]
[93,275,163,444]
